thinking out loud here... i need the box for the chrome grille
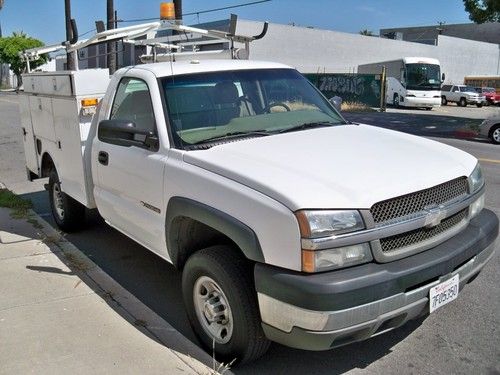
[380,209,468,253]
[371,177,468,224]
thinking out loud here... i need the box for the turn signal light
[301,250,315,273]
[81,98,98,107]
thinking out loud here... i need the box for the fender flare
[165,197,265,267]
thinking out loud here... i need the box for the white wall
[236,20,500,84]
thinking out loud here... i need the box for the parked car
[479,116,500,144]
[475,87,500,106]
[441,84,486,107]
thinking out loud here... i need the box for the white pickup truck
[19,59,499,364]
[441,84,486,107]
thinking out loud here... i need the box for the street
[1,92,499,374]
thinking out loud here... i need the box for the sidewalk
[0,202,220,374]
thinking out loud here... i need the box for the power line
[117,0,271,24]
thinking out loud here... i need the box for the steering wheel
[263,102,291,113]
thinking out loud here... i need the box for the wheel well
[41,153,55,178]
[168,216,239,270]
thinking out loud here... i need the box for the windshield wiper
[191,130,270,145]
[276,121,340,134]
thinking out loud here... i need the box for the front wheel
[182,246,270,365]
[476,103,483,108]
[441,96,448,105]
[459,97,467,107]
[48,169,85,232]
[393,94,400,108]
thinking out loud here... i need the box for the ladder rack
[20,15,268,72]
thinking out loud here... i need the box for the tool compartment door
[18,94,40,175]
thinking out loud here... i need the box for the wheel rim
[193,276,234,344]
[52,183,65,220]
[394,96,399,106]
[492,128,500,143]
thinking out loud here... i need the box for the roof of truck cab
[131,60,294,77]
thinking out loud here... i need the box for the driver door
[93,76,166,252]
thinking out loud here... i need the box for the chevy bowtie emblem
[424,206,447,228]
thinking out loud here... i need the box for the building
[231,20,500,84]
[30,18,500,86]
[380,22,500,46]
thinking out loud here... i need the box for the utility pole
[107,0,116,74]
[0,0,4,87]
[172,0,182,36]
[64,0,76,70]
[173,0,182,23]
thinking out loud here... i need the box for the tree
[359,29,374,36]
[463,0,500,23]
[0,32,47,88]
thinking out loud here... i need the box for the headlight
[302,244,372,273]
[295,210,365,238]
[468,163,484,193]
[296,210,370,272]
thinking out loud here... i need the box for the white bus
[358,57,443,110]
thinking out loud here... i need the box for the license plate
[429,274,459,313]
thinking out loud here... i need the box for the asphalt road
[1,92,499,374]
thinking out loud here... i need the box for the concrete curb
[21,206,232,374]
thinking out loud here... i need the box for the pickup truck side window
[110,77,157,138]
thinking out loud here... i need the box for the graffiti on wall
[305,73,382,107]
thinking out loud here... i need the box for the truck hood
[183,124,477,210]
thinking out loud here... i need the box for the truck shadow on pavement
[17,190,213,369]
[19,188,428,374]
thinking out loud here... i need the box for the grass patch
[0,188,32,219]
[341,101,377,112]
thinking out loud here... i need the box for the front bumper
[402,96,441,107]
[467,96,486,104]
[255,209,498,351]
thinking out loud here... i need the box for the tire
[441,96,447,105]
[476,103,483,108]
[459,97,467,107]
[182,246,270,364]
[393,93,400,108]
[489,124,500,145]
[425,107,432,111]
[48,169,85,232]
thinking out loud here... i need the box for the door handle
[98,151,109,165]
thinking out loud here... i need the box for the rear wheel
[48,169,85,232]
[182,246,270,364]
[489,125,500,144]
[425,107,432,111]
[459,97,467,107]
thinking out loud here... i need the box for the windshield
[405,63,441,90]
[460,86,476,93]
[160,68,345,148]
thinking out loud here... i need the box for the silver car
[479,116,500,144]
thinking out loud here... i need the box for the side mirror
[329,96,342,111]
[441,72,445,82]
[98,119,159,151]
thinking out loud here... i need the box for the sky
[0,0,473,45]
